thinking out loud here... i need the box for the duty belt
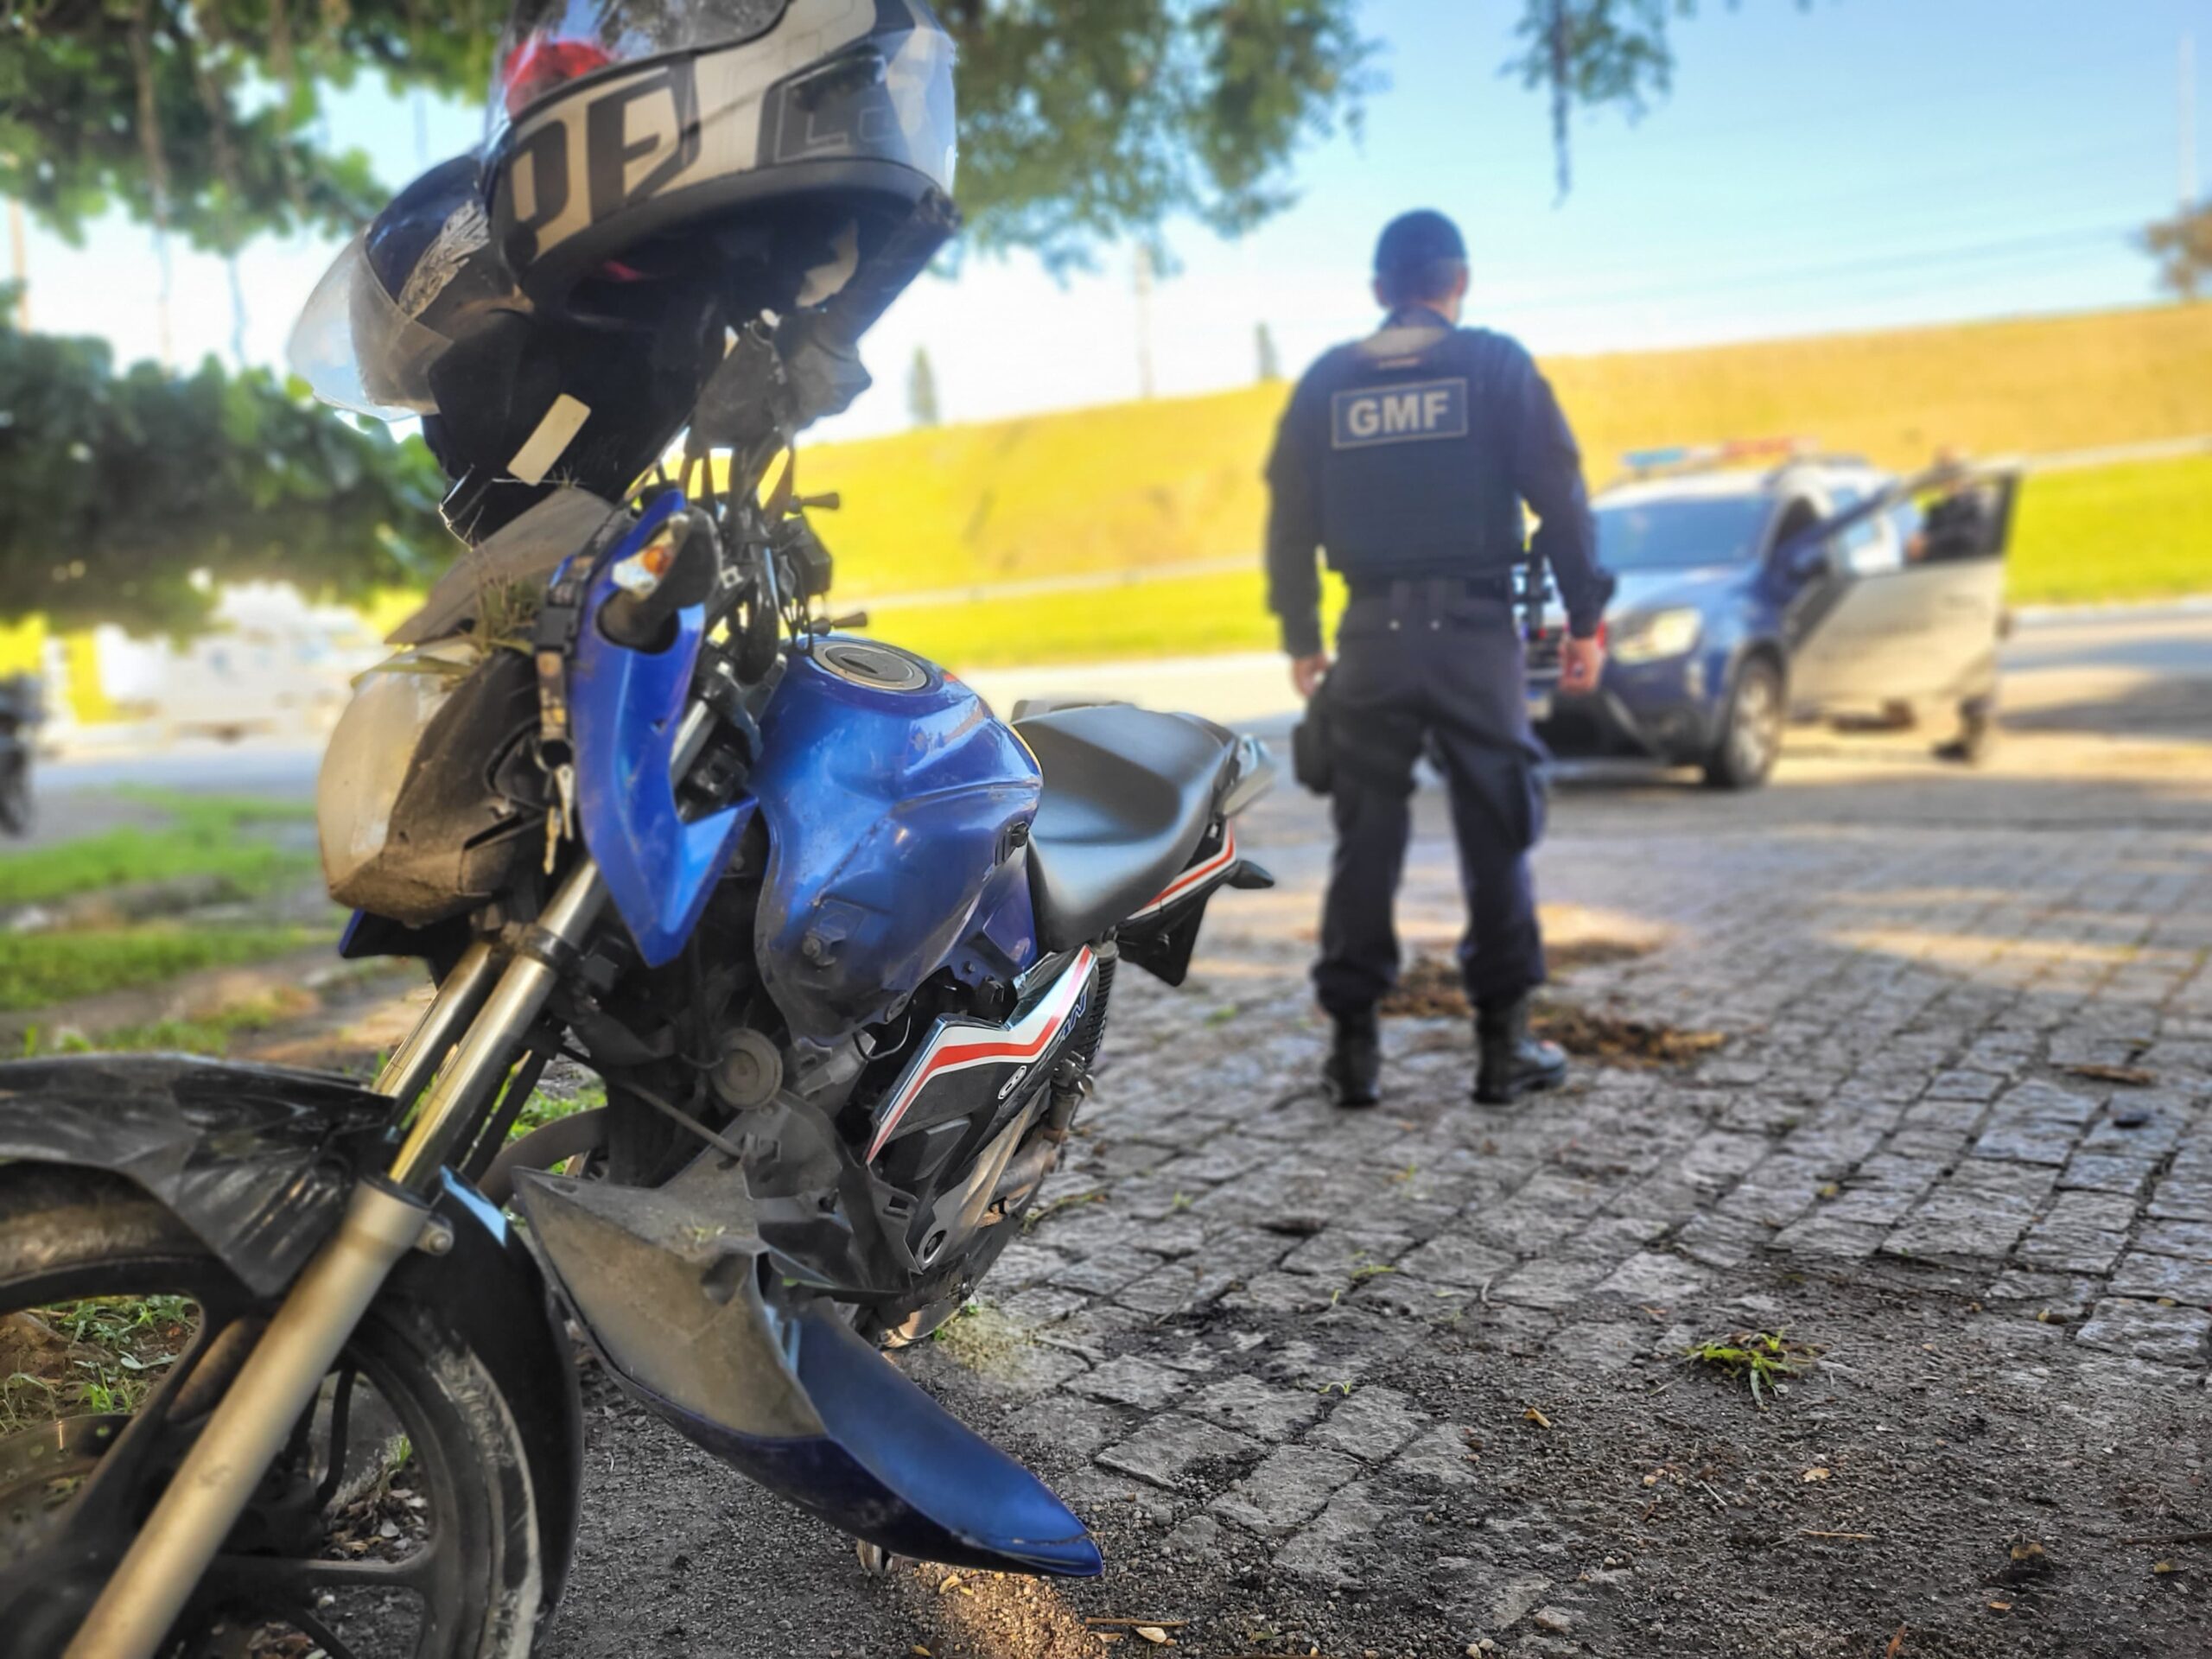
[1344,572,1516,604]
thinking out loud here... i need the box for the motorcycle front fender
[0,1054,585,1610]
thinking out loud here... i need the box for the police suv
[1527,442,2016,788]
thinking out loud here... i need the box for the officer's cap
[1373,211,1467,282]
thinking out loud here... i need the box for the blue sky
[16,0,2205,441]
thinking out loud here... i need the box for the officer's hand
[1559,634,1605,695]
[1290,652,1331,701]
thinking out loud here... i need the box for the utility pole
[1134,243,1157,400]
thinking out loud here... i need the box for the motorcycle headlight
[318,641,543,925]
[1611,607,1702,664]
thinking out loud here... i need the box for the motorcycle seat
[1016,704,1236,952]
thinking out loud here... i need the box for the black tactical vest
[1314,315,1522,581]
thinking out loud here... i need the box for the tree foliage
[3,0,1376,264]
[0,305,448,632]
[1505,1,1761,198]
[2,0,496,255]
[2142,201,2212,302]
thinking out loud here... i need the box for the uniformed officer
[1264,210,1615,1109]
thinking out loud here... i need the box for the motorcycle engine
[317,640,548,925]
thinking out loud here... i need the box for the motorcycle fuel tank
[749,639,1041,1044]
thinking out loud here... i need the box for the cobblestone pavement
[538,681,2212,1659]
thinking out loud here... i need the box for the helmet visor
[286,234,450,419]
[487,0,796,142]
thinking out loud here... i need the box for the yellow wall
[804,304,2212,597]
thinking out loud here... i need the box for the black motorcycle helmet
[287,0,958,541]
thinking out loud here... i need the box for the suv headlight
[1611,607,1702,664]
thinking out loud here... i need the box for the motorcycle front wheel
[0,1164,544,1659]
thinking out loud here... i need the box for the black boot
[1474,995,1567,1105]
[1324,1008,1382,1109]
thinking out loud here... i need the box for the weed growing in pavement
[1684,1329,1821,1408]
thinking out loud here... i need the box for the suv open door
[1776,464,2018,750]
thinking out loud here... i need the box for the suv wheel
[1704,656,1783,790]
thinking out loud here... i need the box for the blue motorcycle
[0,36,1274,1656]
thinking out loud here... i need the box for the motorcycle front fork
[61,864,609,1659]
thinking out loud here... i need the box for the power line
[1484,223,2136,315]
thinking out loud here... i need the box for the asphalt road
[22,601,2208,824]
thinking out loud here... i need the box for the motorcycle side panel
[512,1168,1101,1578]
[0,1056,585,1611]
[570,493,754,968]
[748,639,1042,1042]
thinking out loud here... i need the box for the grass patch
[1685,1329,1821,1408]
[24,989,314,1056]
[801,305,2212,601]
[2008,454,2212,607]
[870,567,1342,671]
[0,1294,199,1433]
[0,924,329,1012]
[509,1080,607,1141]
[0,792,318,911]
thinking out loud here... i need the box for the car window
[1593,495,1773,571]
[1825,484,1903,575]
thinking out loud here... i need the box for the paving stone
[1768,1213,1888,1260]
[2137,1220,2212,1259]
[1036,1302,1156,1362]
[1395,1232,1518,1287]
[1551,1320,1651,1373]
[2108,1250,2212,1309]
[1925,1069,2007,1103]
[2074,1298,2212,1366]
[1672,1211,1770,1268]
[1071,1355,1189,1408]
[988,1241,1071,1293]
[1389,1422,1482,1491]
[2056,1153,2155,1196]
[1096,1412,1265,1492]
[1184,1375,1324,1443]
[1354,1271,1473,1321]
[1307,1384,1427,1462]
[1217,1271,1339,1317]
[1984,1268,2101,1319]
[1279,1227,1416,1279]
[970,1341,1092,1396]
[1052,1244,1168,1295]
[1817,1153,1944,1226]
[1003,1393,1136,1458]
[995,1285,1090,1326]
[1676,1131,1770,1187]
[1884,1161,2056,1262]
[1272,1480,1389,1586]
[1560,1215,1672,1261]
[1487,1255,1612,1311]
[1590,1250,1710,1306]
[2014,1190,2137,1274]
[1113,1262,1240,1318]
[2147,1172,2212,1223]
[1208,1444,1364,1535]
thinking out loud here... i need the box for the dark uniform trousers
[1315,578,1548,1019]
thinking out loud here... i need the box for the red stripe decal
[1130,824,1237,918]
[867,947,1093,1162]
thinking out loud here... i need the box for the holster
[1292,675,1336,795]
